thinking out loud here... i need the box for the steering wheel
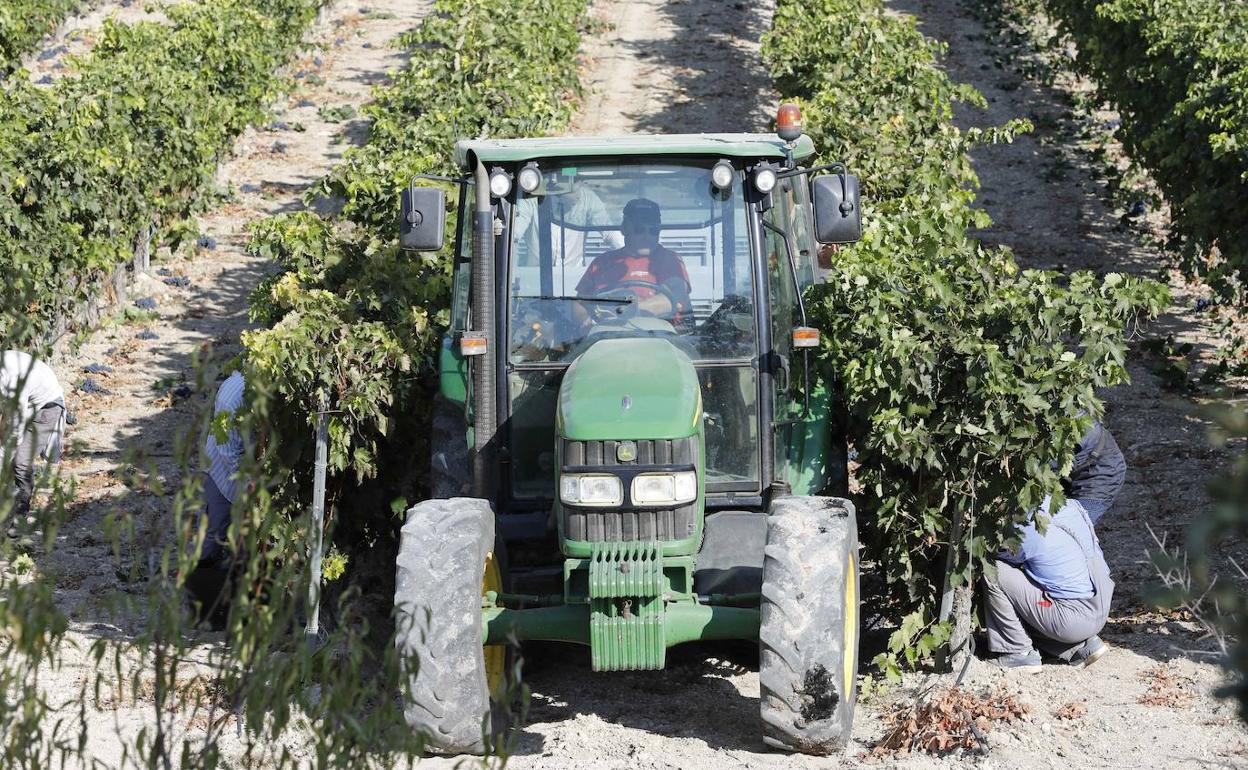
[591,279,680,321]
[511,297,570,359]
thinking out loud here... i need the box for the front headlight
[631,471,698,506]
[560,473,624,507]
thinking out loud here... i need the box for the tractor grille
[561,437,698,543]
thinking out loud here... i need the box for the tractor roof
[454,133,816,167]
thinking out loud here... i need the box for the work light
[518,163,542,194]
[753,165,777,194]
[488,168,512,198]
[711,160,735,191]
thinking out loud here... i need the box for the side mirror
[399,186,447,251]
[811,174,861,244]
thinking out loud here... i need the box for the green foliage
[763,0,1169,671]
[0,0,326,347]
[322,547,348,581]
[0,0,80,72]
[316,104,357,123]
[1040,0,1248,302]
[0,0,588,764]
[245,0,588,532]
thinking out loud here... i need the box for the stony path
[573,0,777,134]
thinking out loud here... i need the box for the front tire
[394,497,501,754]
[759,496,860,754]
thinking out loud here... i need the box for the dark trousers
[198,473,233,564]
[186,474,235,627]
[10,403,63,520]
[1079,498,1111,524]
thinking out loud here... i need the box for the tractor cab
[395,105,865,756]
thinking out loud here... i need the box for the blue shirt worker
[1,351,66,538]
[199,370,246,567]
[1064,420,1125,524]
[186,371,246,628]
[986,496,1114,671]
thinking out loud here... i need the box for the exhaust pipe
[471,160,497,499]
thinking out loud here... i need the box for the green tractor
[394,104,864,755]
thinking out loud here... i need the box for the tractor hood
[558,338,702,441]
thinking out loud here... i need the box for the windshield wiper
[516,295,632,304]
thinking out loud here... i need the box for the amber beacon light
[776,103,803,142]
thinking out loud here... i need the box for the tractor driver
[574,198,692,328]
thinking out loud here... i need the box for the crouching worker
[1,351,66,538]
[987,496,1113,671]
[185,371,246,628]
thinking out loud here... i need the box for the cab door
[763,176,842,496]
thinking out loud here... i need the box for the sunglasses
[623,220,661,234]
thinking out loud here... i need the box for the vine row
[243,0,588,533]
[762,0,1168,672]
[0,0,80,72]
[1040,0,1248,303]
[0,0,327,347]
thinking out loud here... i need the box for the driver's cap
[622,198,662,227]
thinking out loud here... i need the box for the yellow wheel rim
[843,551,859,702]
[482,551,506,701]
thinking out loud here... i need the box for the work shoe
[993,648,1042,673]
[1069,636,1108,668]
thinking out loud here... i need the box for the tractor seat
[694,510,767,596]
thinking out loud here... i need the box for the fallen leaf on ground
[867,685,1030,760]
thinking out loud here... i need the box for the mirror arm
[404,175,468,227]
[776,161,847,179]
[409,173,471,185]
[761,218,813,421]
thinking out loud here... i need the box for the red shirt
[576,246,691,317]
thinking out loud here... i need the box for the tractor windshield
[507,160,761,496]
[508,161,755,363]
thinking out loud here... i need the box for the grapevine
[1039,0,1248,303]
[244,0,589,531]
[763,0,1169,673]
[0,0,80,72]
[0,0,327,348]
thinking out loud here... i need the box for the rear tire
[394,497,496,754]
[759,496,860,754]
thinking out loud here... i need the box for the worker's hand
[586,296,635,323]
[817,243,840,269]
[634,292,675,318]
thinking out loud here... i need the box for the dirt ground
[9,0,1248,766]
